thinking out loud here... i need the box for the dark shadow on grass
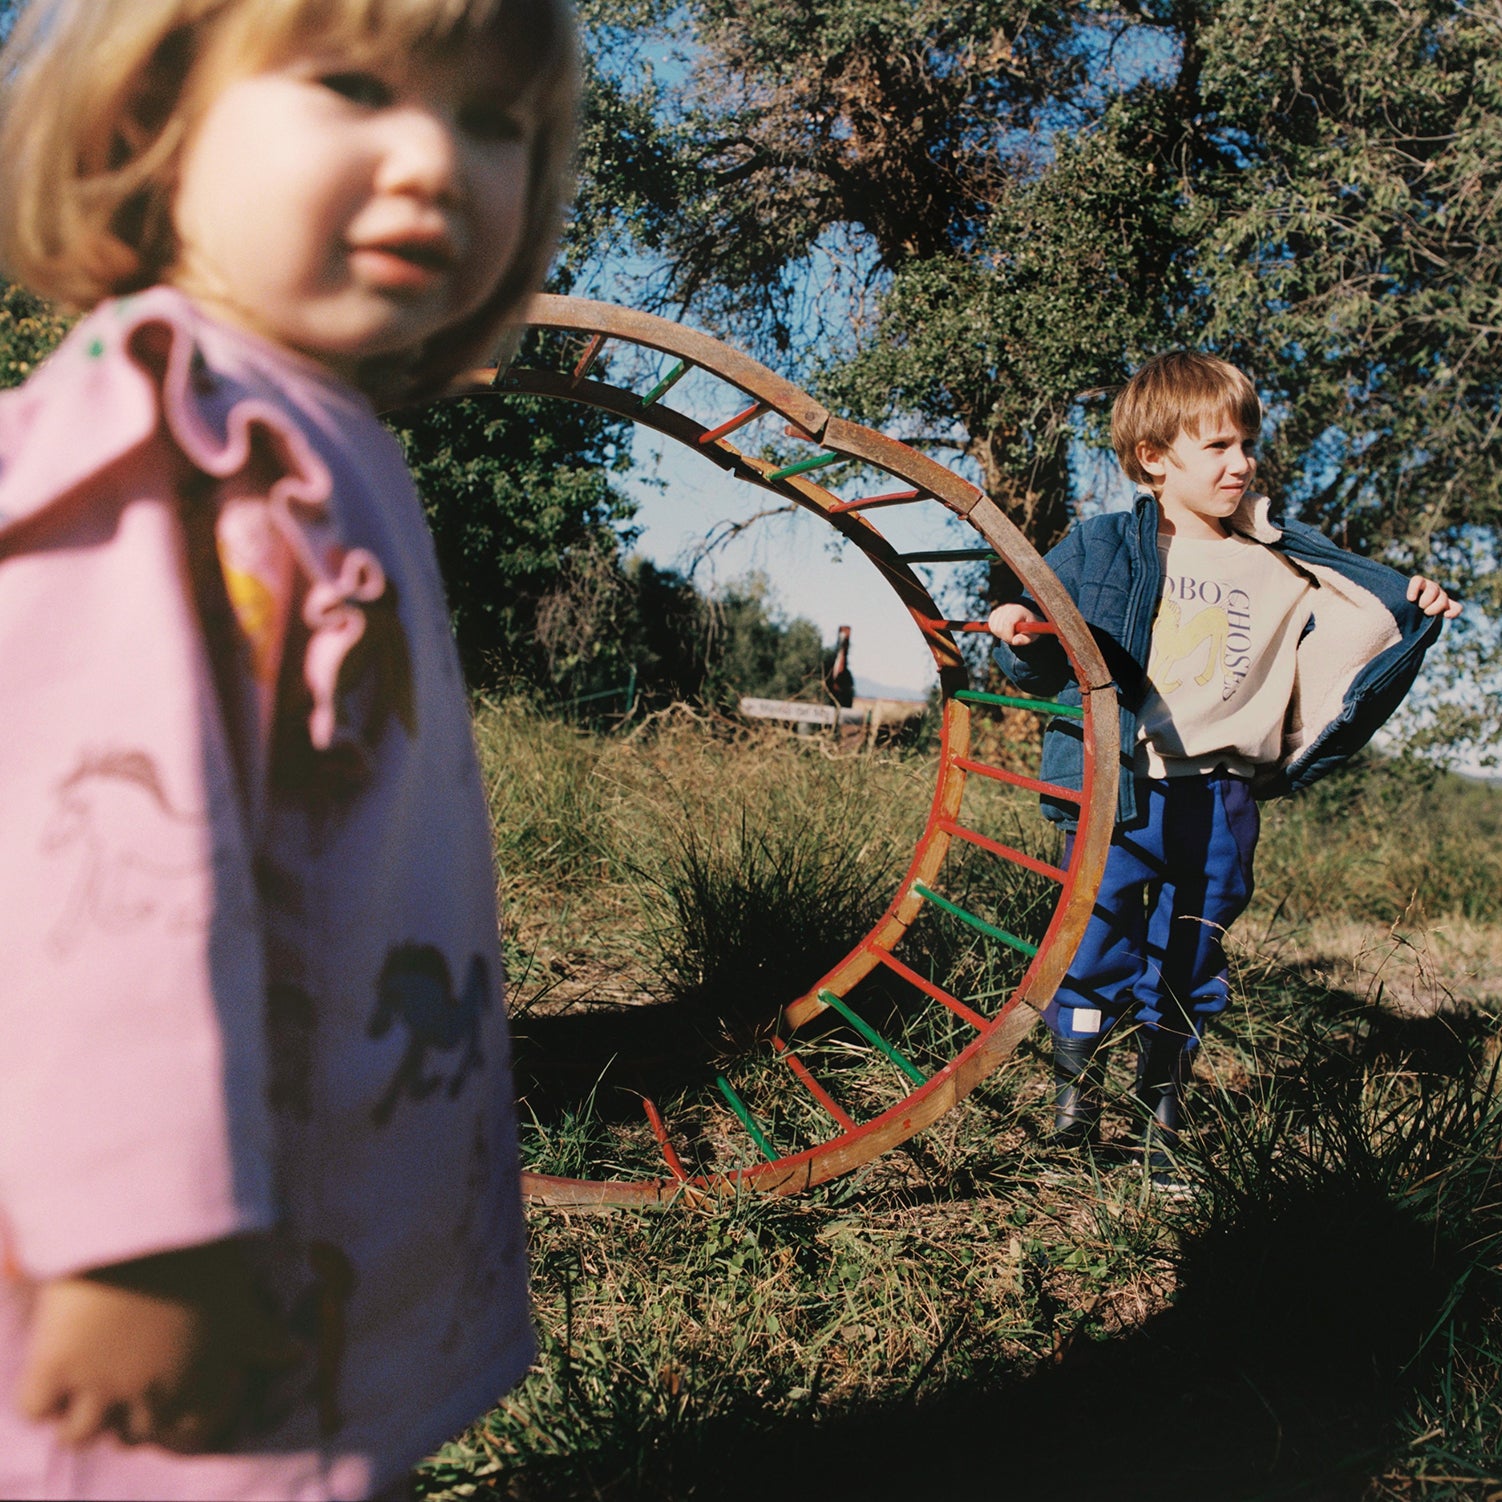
[510,969,926,1128]
[1237,952,1496,1079]
[509,933,1010,1135]
[509,989,779,1124]
[442,1176,1493,1502]
[460,1050,1502,1502]
[1302,994,1495,1076]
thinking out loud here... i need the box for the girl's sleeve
[0,297,336,1282]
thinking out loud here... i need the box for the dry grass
[1239,913,1502,1015]
[415,707,1502,1502]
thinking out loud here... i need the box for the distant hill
[853,676,931,704]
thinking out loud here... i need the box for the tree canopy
[0,0,1495,750]
[385,381,638,690]
[0,281,70,387]
[572,0,1502,758]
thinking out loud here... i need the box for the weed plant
[422,709,1502,1501]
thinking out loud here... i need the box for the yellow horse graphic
[1148,597,1229,694]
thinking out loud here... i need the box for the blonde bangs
[0,0,577,322]
[211,0,570,104]
[1112,351,1262,488]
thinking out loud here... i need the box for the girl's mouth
[349,238,454,291]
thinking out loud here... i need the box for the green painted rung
[911,882,1040,958]
[639,360,689,408]
[899,548,998,563]
[954,687,1084,720]
[768,451,844,482]
[715,1075,778,1162]
[818,990,928,1085]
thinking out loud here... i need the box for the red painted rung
[571,334,606,384]
[920,617,1061,636]
[920,617,986,634]
[642,1097,688,1182]
[829,489,922,514]
[952,755,1085,804]
[699,401,766,444]
[771,1036,857,1130]
[871,947,988,1031]
[938,817,1067,883]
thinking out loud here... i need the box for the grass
[1255,755,1502,927]
[417,705,1502,1501]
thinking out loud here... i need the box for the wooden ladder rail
[470,295,1122,1205]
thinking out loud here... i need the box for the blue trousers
[1044,772,1260,1048]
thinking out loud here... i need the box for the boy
[989,352,1459,1185]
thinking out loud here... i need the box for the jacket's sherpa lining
[1285,564,1401,762]
[1227,491,1402,769]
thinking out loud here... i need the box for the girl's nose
[375,106,463,201]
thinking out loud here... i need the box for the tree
[524,546,839,714]
[1197,0,1500,584]
[533,547,709,711]
[384,377,639,690]
[573,0,1502,758]
[701,572,829,707]
[1193,0,1502,760]
[0,281,71,388]
[575,0,1161,546]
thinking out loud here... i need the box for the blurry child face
[169,41,533,385]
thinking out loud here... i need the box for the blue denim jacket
[992,492,1446,830]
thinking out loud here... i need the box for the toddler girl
[0,0,577,1495]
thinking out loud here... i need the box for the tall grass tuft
[638,806,900,1021]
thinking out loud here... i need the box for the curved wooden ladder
[460,295,1119,1205]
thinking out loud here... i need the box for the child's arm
[1408,574,1462,619]
[985,525,1086,696]
[16,1240,295,1452]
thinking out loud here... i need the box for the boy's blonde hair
[0,0,578,401]
[1111,351,1262,488]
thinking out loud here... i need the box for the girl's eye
[319,71,392,108]
[459,101,528,144]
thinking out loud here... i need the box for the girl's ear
[1136,440,1168,481]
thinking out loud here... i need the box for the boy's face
[169,41,535,387]
[1137,418,1256,540]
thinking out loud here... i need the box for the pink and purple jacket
[0,288,534,1500]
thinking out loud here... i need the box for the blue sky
[617,409,1136,701]
[622,434,954,700]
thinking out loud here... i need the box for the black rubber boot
[1135,1031,1193,1194]
[1050,1034,1103,1147]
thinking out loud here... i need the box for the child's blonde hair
[0,0,577,400]
[1112,351,1262,489]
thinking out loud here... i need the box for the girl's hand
[1407,575,1461,620]
[16,1240,296,1452]
[988,602,1047,646]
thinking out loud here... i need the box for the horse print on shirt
[1148,595,1230,695]
[367,943,491,1125]
[42,748,214,955]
